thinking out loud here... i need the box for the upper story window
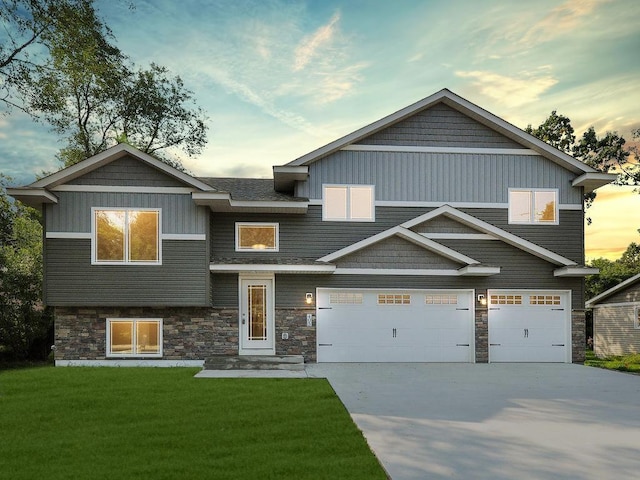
[508,189,558,225]
[323,185,374,221]
[93,208,161,265]
[236,223,279,252]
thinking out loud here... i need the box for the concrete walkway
[306,363,640,480]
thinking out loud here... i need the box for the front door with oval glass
[239,277,274,354]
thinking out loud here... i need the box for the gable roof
[317,205,596,277]
[280,89,615,192]
[586,272,640,308]
[31,143,215,191]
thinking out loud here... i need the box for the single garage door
[488,290,570,363]
[316,289,474,362]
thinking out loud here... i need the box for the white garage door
[316,289,474,362]
[488,290,570,363]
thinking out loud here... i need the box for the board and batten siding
[210,206,585,264]
[45,239,209,306]
[594,303,640,356]
[67,156,187,187]
[46,192,208,235]
[295,151,582,205]
[354,103,524,149]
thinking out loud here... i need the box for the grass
[584,350,640,373]
[0,367,387,480]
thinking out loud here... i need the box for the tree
[0,175,52,361]
[586,242,640,300]
[2,0,208,169]
[525,110,575,154]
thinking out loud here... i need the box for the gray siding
[594,304,640,356]
[598,282,640,305]
[68,156,187,187]
[46,192,207,234]
[412,215,479,234]
[211,206,584,264]
[335,236,461,269]
[45,239,209,306]
[355,103,524,148]
[211,273,238,307]
[295,151,582,205]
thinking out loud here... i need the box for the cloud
[294,12,341,71]
[455,69,558,107]
[521,0,609,45]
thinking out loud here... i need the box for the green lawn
[584,350,640,373]
[0,367,387,480]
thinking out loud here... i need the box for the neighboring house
[8,89,615,366]
[586,273,640,357]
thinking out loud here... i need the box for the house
[8,88,615,366]
[586,273,640,357]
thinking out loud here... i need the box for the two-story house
[9,89,614,366]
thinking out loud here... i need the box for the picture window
[93,209,160,264]
[323,185,374,221]
[509,189,558,224]
[236,223,279,252]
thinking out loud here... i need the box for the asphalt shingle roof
[197,177,307,202]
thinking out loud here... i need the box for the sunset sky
[1,0,638,260]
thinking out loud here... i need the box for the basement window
[107,319,162,357]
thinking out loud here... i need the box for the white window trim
[91,207,162,265]
[635,306,640,330]
[106,318,163,358]
[235,222,279,252]
[508,188,559,225]
[322,184,375,222]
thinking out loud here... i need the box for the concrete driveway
[306,363,640,480]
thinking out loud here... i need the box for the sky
[1,0,639,260]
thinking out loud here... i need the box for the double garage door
[316,288,570,363]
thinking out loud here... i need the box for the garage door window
[490,294,522,305]
[530,295,561,305]
[425,294,458,305]
[330,292,363,304]
[378,294,411,305]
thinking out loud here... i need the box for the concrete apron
[306,363,640,480]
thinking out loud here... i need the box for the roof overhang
[457,265,501,276]
[586,272,640,307]
[572,173,618,193]
[210,264,335,274]
[273,166,309,192]
[553,266,600,277]
[6,187,58,209]
[193,192,308,214]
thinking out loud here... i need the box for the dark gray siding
[211,206,584,264]
[335,236,461,269]
[45,239,209,306]
[46,192,207,234]
[211,273,238,307]
[599,282,640,305]
[68,156,187,187]
[412,215,479,234]
[355,103,523,148]
[296,151,582,204]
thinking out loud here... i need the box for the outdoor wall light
[305,293,313,304]
[477,294,487,306]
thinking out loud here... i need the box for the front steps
[203,355,305,372]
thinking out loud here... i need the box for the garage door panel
[488,290,570,363]
[317,289,474,363]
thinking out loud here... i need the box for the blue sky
[1,0,639,258]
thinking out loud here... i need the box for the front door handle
[242,313,246,325]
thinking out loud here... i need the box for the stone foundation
[475,304,489,363]
[275,308,317,363]
[571,309,586,363]
[54,306,239,361]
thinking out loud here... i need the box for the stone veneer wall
[571,310,586,363]
[275,308,317,362]
[54,306,239,361]
[475,304,489,363]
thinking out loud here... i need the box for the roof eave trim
[6,187,58,207]
[572,173,618,193]
[273,165,309,192]
[585,272,640,307]
[210,264,335,274]
[458,265,501,276]
[29,144,216,192]
[554,266,600,277]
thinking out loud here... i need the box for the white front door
[239,276,275,355]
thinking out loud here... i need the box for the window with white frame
[508,189,558,224]
[635,307,640,330]
[323,185,374,221]
[107,319,162,357]
[93,209,161,264]
[236,223,279,251]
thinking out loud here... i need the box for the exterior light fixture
[305,293,313,304]
[477,294,487,306]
